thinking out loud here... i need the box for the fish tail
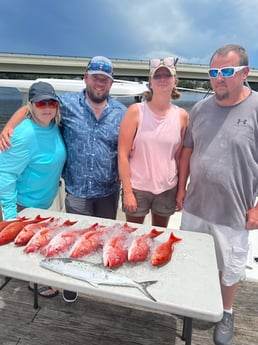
[170,232,182,244]
[149,228,164,238]
[137,280,157,302]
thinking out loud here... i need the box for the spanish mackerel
[40,258,157,301]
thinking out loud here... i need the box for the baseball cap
[149,57,177,78]
[29,81,58,102]
[86,56,114,80]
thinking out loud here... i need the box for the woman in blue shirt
[0,81,66,297]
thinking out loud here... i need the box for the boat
[0,77,149,98]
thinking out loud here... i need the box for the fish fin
[34,215,52,221]
[62,220,77,226]
[136,280,157,302]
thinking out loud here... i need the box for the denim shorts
[123,186,177,217]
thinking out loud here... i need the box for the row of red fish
[0,215,182,268]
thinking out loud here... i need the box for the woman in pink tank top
[118,57,188,227]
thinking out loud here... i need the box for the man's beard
[86,88,109,103]
[215,90,229,101]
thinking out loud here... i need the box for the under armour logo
[237,119,247,125]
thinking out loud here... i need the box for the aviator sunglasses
[34,100,58,109]
[86,61,112,73]
[149,57,178,69]
[208,66,246,78]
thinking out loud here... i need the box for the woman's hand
[176,189,186,211]
[123,191,137,213]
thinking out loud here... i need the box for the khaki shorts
[123,186,177,217]
[180,210,249,286]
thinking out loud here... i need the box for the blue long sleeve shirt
[0,118,66,220]
[59,90,127,198]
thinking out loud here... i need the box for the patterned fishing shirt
[58,90,127,198]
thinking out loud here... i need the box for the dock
[0,276,257,345]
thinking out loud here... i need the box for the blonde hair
[27,101,61,125]
[144,76,181,102]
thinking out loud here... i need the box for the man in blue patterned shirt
[59,56,126,302]
[59,56,127,219]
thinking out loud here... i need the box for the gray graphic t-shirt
[184,91,258,229]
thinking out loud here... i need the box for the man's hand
[246,206,258,230]
[0,126,13,151]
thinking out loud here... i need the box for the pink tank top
[130,101,181,194]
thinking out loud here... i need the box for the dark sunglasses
[153,73,173,80]
[34,100,58,109]
[86,61,112,73]
[208,66,246,78]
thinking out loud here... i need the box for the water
[118,90,206,113]
[173,91,207,112]
[0,87,23,131]
[0,89,206,132]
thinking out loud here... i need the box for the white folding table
[0,208,223,345]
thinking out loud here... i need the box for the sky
[1,0,258,68]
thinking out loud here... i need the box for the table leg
[33,282,39,309]
[0,276,11,290]
[1,278,39,309]
[182,317,192,345]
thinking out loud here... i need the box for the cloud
[0,0,258,67]
[105,0,258,66]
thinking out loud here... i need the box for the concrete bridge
[1,53,258,88]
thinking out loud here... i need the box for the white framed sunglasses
[208,66,246,78]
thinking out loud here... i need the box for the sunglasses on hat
[86,61,112,74]
[149,57,178,68]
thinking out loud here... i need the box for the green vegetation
[178,79,210,90]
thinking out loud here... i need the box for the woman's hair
[27,101,61,125]
[143,76,181,101]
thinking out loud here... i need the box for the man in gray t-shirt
[177,44,258,345]
[183,93,258,230]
